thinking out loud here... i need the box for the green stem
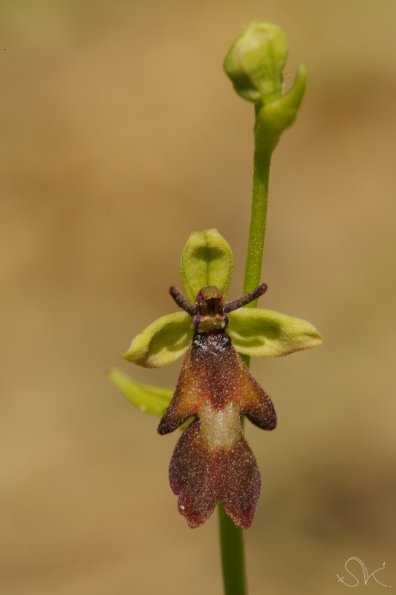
[219,19,306,593]
[218,121,273,595]
[243,145,272,295]
[218,504,247,595]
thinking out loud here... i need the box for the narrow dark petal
[169,420,261,529]
[169,286,197,316]
[224,282,267,313]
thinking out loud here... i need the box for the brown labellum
[158,284,276,528]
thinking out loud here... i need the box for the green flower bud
[224,21,288,104]
[224,21,307,152]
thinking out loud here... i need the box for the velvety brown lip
[158,326,276,528]
[169,419,261,529]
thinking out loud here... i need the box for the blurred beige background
[1,1,395,594]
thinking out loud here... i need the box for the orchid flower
[110,229,322,528]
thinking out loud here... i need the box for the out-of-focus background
[1,1,395,593]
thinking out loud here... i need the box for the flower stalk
[219,20,308,595]
[218,504,247,595]
[243,147,271,297]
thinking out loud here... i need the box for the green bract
[111,229,322,417]
[181,229,233,302]
[227,307,322,357]
[254,64,307,148]
[108,369,172,417]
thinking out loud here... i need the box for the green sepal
[108,368,172,417]
[181,229,233,302]
[228,307,322,357]
[123,311,192,367]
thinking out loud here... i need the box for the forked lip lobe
[169,419,261,529]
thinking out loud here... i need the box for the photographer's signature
[337,556,391,588]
